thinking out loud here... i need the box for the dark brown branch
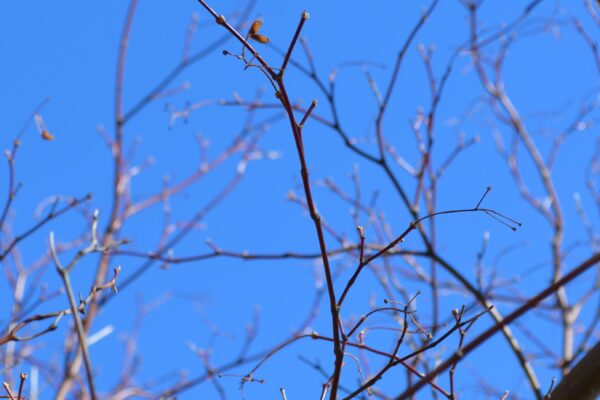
[550,341,600,400]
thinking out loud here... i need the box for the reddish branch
[194,2,346,397]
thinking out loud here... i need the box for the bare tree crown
[1,1,599,399]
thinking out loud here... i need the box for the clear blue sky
[1,1,599,399]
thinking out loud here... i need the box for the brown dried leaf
[249,19,263,36]
[41,130,55,141]
[250,34,270,44]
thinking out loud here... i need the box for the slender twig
[196,0,275,78]
[17,373,26,400]
[280,11,309,74]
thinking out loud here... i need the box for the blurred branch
[0,194,92,261]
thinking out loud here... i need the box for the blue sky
[1,1,599,399]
